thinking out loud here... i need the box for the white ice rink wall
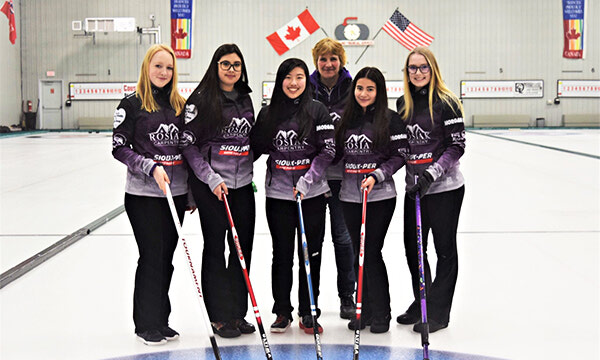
[3,0,599,128]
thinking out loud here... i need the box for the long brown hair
[137,44,185,116]
[336,67,390,150]
[399,46,462,123]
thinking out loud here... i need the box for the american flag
[382,10,433,50]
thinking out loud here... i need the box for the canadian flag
[266,9,320,56]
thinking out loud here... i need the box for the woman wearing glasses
[181,44,256,338]
[395,47,465,333]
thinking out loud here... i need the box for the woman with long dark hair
[336,67,407,333]
[251,58,335,334]
[181,43,256,338]
[396,46,465,333]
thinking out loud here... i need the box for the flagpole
[355,7,398,65]
[355,27,382,64]
[305,5,328,38]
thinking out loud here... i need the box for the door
[39,80,63,129]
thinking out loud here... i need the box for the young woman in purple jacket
[181,44,256,338]
[112,44,188,346]
[395,46,466,334]
[335,67,408,334]
[251,58,335,334]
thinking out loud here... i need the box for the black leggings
[265,195,326,318]
[125,193,186,333]
[189,178,255,322]
[342,197,396,319]
[403,186,464,324]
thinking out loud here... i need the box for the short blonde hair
[137,44,185,116]
[311,38,346,68]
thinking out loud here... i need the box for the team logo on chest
[345,134,372,154]
[406,124,431,145]
[273,130,306,151]
[222,117,252,138]
[149,124,180,146]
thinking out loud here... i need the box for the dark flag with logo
[1,0,16,45]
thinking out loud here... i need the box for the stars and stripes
[382,10,433,50]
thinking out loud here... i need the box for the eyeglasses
[218,61,242,72]
[407,65,431,74]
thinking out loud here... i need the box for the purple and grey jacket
[112,86,188,197]
[309,68,352,181]
[339,107,408,203]
[396,85,465,195]
[252,98,335,201]
[181,89,255,191]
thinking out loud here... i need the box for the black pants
[190,178,255,322]
[326,180,356,298]
[266,195,326,318]
[125,193,186,333]
[342,197,396,319]
[403,186,464,324]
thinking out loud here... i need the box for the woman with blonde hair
[396,46,466,333]
[309,38,356,319]
[113,44,190,345]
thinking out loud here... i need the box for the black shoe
[270,314,292,333]
[299,315,323,334]
[212,321,241,338]
[396,312,420,325]
[159,326,179,341]
[370,314,391,333]
[347,317,367,330]
[340,295,356,319]
[232,318,256,334]
[413,319,448,333]
[136,330,167,346]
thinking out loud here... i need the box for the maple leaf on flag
[566,28,580,40]
[285,26,301,41]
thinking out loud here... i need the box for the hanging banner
[171,0,193,59]
[562,0,585,59]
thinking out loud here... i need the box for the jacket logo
[113,108,126,128]
[406,124,431,144]
[149,124,180,146]
[330,111,341,123]
[112,133,126,149]
[222,117,252,137]
[345,134,372,154]
[180,130,196,147]
[444,117,463,126]
[184,104,197,124]
[273,130,306,151]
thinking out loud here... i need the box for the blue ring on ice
[105,344,506,360]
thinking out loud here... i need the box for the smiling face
[317,52,340,85]
[407,53,431,90]
[282,66,307,99]
[148,50,174,88]
[217,53,242,91]
[354,77,377,111]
